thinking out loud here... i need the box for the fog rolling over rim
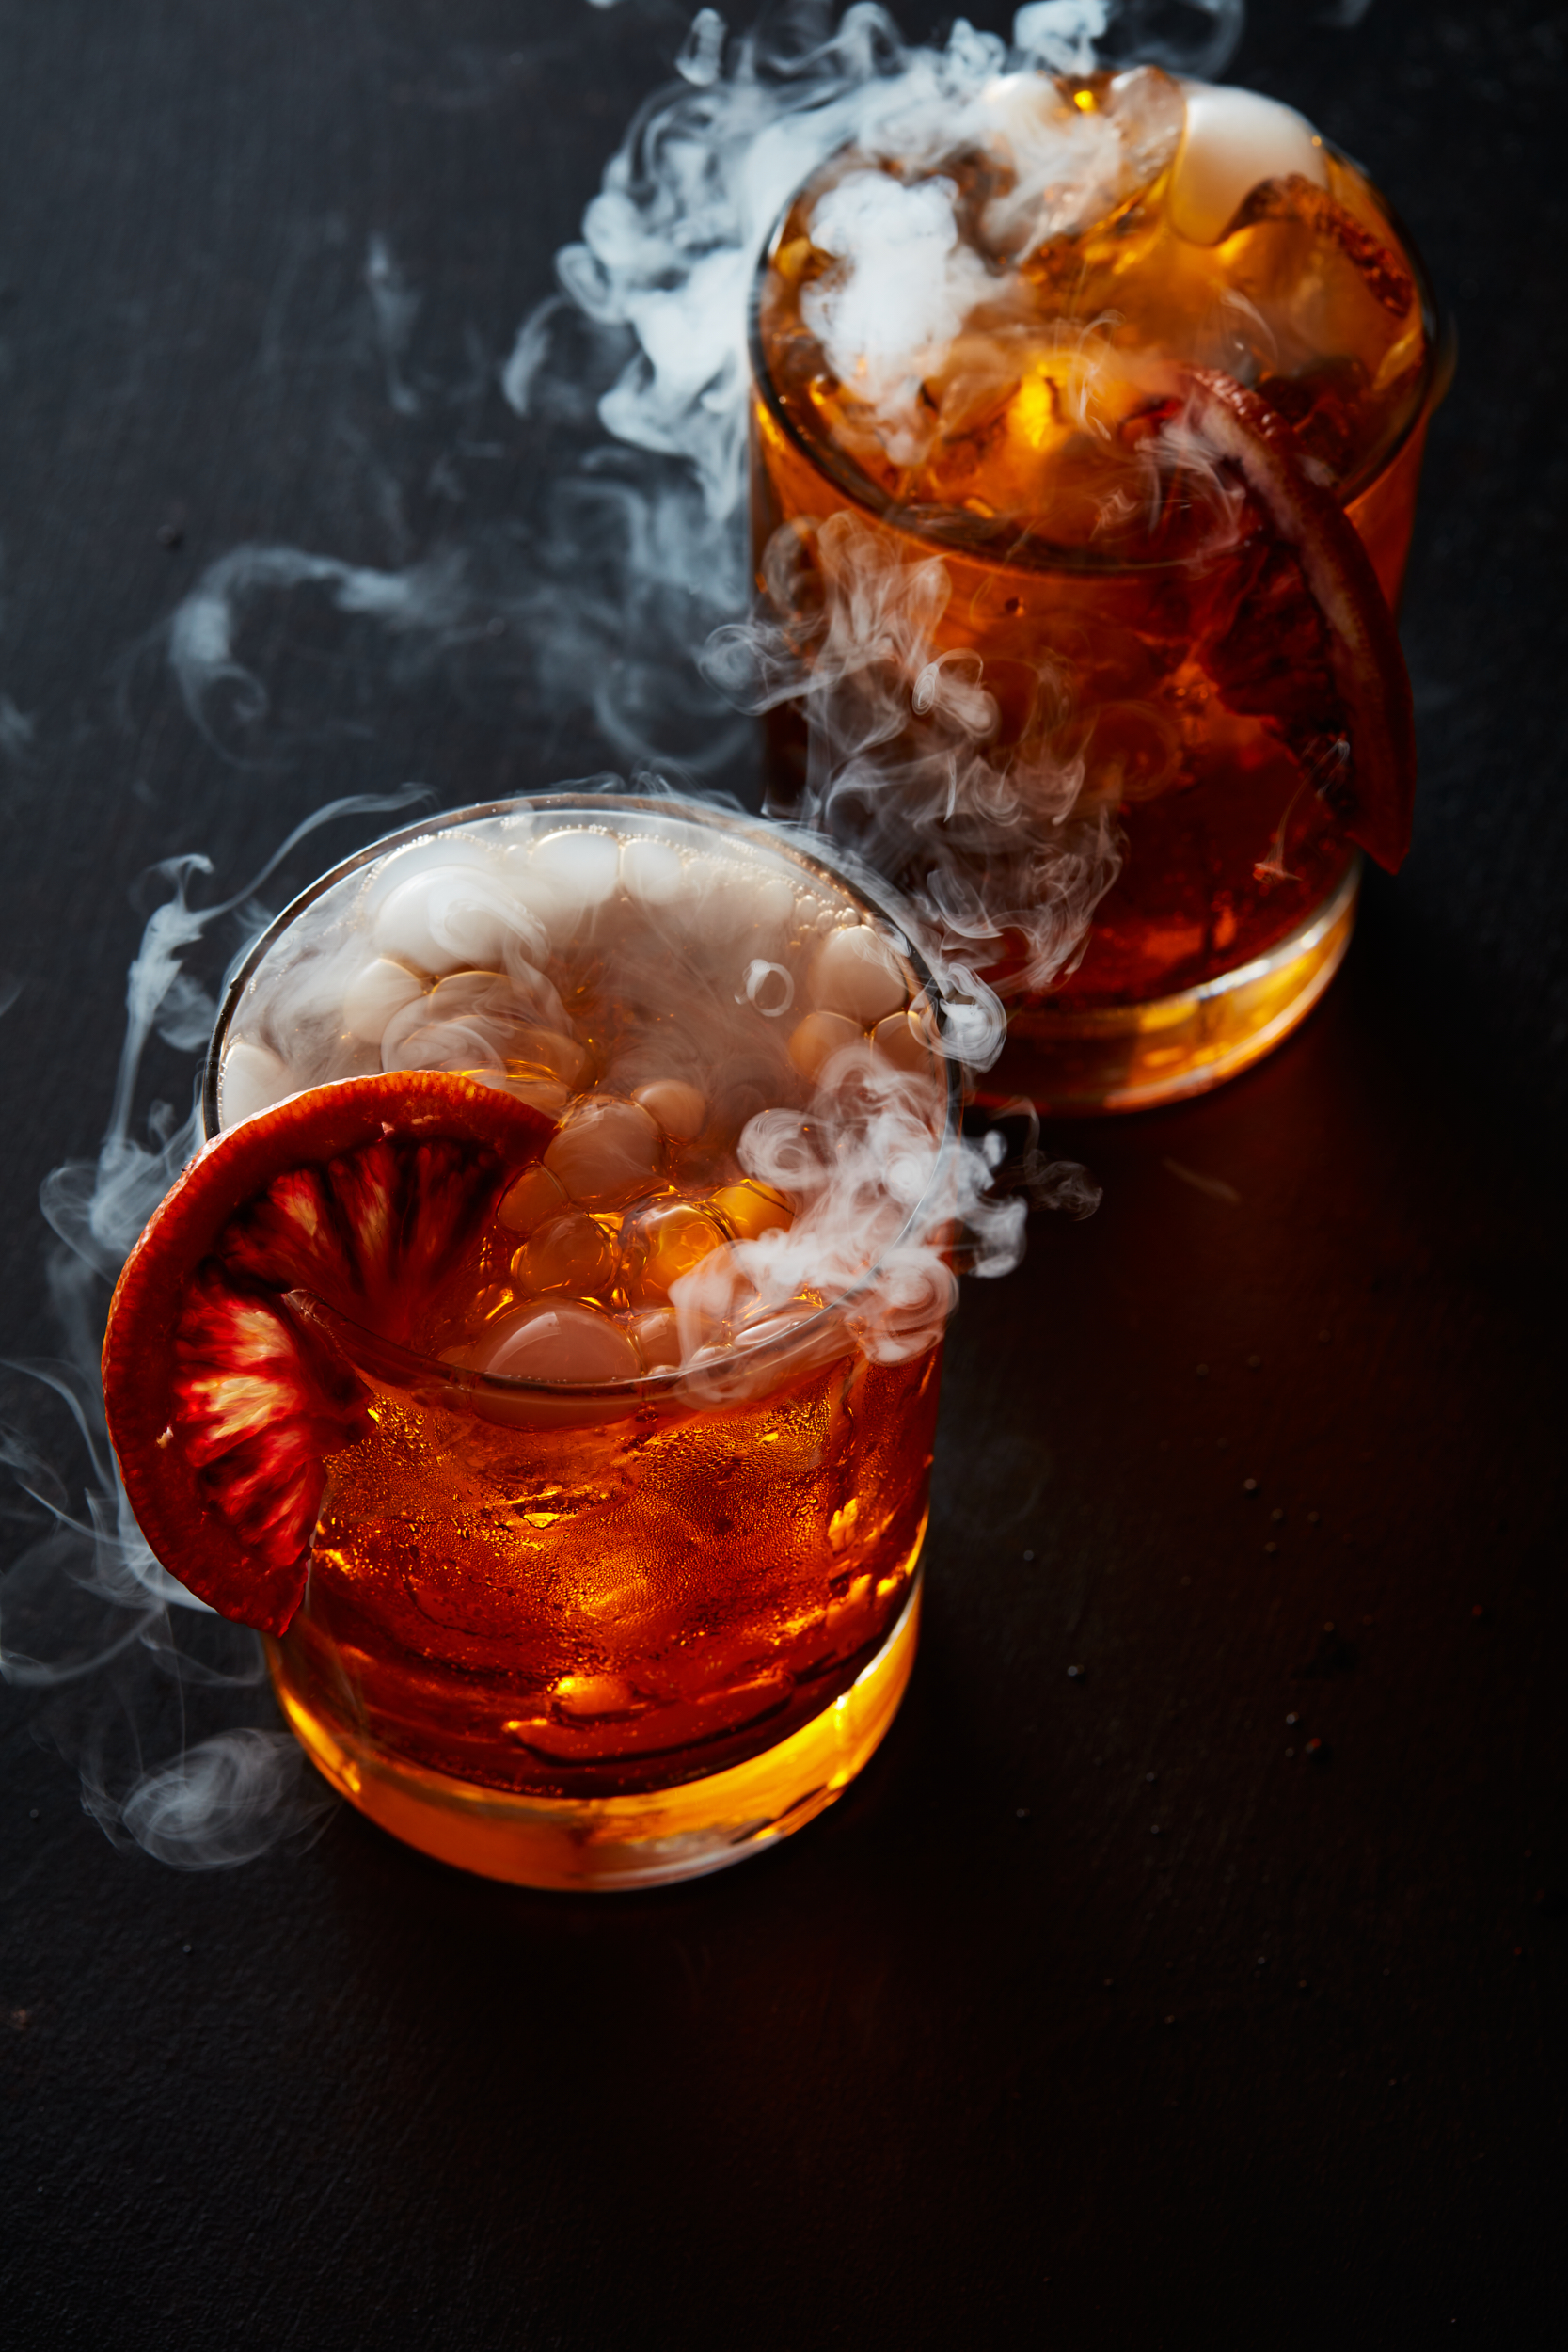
[210,794,1034,1393]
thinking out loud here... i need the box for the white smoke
[210,791,1064,1385]
[801,173,993,453]
[704,508,1126,996]
[8,1,1269,1868]
[499,3,1250,985]
[2,792,425,1866]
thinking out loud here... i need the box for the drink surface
[215,803,957,1795]
[750,70,1435,1018]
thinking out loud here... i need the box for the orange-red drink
[103,797,967,1889]
[746,68,1449,1110]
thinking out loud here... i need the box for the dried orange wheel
[102,1072,553,1635]
[1176,367,1418,874]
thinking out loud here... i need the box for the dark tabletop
[2,4,1563,2344]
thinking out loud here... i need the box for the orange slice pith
[102,1072,555,1637]
[1163,367,1418,874]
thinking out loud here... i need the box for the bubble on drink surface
[621,1200,728,1305]
[628,1307,681,1371]
[503,828,622,945]
[872,1009,938,1078]
[787,1009,868,1084]
[620,834,687,909]
[709,1181,793,1244]
[380,970,581,1086]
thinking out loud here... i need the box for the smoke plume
[8,1,1261,1867]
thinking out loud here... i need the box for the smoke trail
[504,3,1252,981]
[703,510,1126,996]
[12,3,1264,1867]
[1,791,426,1866]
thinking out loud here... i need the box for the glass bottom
[975,857,1360,1117]
[268,1573,923,1891]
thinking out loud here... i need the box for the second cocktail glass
[746,67,1449,1111]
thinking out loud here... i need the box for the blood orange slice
[103,1072,554,1636]
[1175,367,1417,874]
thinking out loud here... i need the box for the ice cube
[544,1096,666,1209]
[219,1038,292,1125]
[1167,87,1327,246]
[978,72,1130,253]
[511,1210,619,1300]
[497,1163,569,1236]
[342,956,427,1045]
[632,1079,707,1141]
[372,865,546,977]
[1101,65,1186,192]
[788,1009,868,1082]
[811,924,908,1025]
[467,1301,641,1384]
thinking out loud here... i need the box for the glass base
[976,858,1360,1117]
[269,1574,923,1892]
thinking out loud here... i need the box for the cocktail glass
[748,73,1451,1113]
[205,794,959,1889]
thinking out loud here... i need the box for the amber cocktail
[199,796,959,1888]
[748,68,1449,1111]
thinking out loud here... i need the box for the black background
[2,4,1563,2344]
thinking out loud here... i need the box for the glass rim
[203,787,966,1409]
[748,138,1452,580]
